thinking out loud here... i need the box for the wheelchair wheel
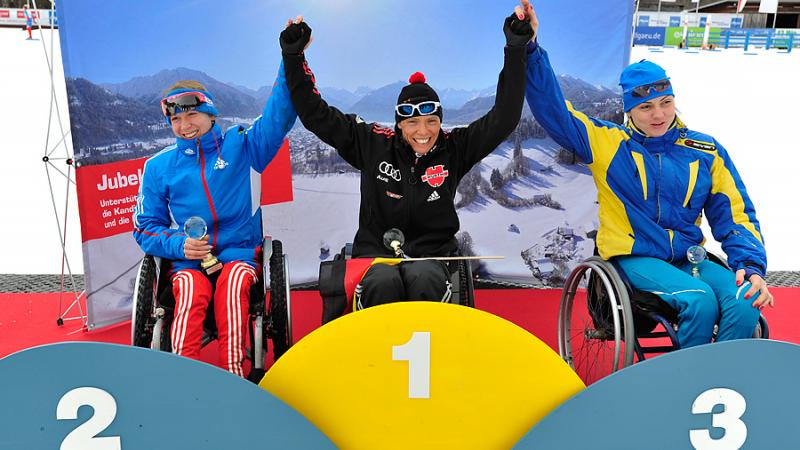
[754,314,769,339]
[558,257,635,385]
[131,255,157,348]
[151,312,173,352]
[457,260,475,308]
[267,240,292,361]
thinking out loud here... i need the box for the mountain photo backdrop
[58,0,633,329]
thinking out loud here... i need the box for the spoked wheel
[558,257,635,385]
[267,240,292,361]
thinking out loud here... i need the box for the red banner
[75,158,145,242]
[75,141,293,243]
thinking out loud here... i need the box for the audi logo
[378,161,402,181]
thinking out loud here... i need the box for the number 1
[392,331,431,399]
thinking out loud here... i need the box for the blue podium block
[515,339,800,450]
[0,342,334,449]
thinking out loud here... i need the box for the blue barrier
[634,26,797,52]
[720,29,796,52]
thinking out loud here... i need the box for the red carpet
[1,289,797,366]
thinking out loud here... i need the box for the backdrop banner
[634,26,667,46]
[58,0,632,328]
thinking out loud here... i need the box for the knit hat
[161,88,219,125]
[395,72,442,123]
[619,60,674,112]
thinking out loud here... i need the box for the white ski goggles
[395,101,441,118]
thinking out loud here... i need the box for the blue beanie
[619,60,674,112]
[161,88,219,125]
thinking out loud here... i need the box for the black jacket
[283,46,527,257]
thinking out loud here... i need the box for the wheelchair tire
[268,240,291,361]
[132,256,157,348]
[458,260,475,308]
[754,314,769,339]
[558,257,635,385]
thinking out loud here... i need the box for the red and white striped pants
[170,262,257,377]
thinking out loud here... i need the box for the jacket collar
[175,123,223,156]
[396,128,446,163]
[628,116,687,145]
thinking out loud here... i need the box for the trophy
[686,245,707,278]
[383,228,406,258]
[184,216,223,275]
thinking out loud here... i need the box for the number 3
[56,387,122,450]
[690,388,747,450]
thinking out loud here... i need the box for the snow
[0,28,81,274]
[629,45,800,270]
[458,140,597,282]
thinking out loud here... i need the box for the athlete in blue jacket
[132,63,296,376]
[519,0,772,348]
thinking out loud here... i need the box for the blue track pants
[615,256,761,348]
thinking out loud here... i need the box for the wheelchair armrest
[334,242,353,261]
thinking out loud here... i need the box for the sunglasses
[630,79,671,98]
[160,91,212,117]
[395,101,441,118]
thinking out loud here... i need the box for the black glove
[280,21,312,55]
[503,13,534,48]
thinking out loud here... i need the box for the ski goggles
[395,101,441,118]
[629,79,672,98]
[160,91,213,117]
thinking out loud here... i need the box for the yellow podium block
[260,302,584,450]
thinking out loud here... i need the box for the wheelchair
[131,237,292,380]
[558,254,769,385]
[318,243,475,324]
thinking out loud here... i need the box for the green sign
[665,27,721,47]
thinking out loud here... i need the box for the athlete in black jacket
[281,13,532,308]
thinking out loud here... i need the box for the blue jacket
[133,63,296,272]
[525,45,766,277]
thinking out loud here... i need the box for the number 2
[689,388,747,450]
[56,387,122,450]
[392,331,431,399]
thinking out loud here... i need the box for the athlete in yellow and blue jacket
[519,0,772,348]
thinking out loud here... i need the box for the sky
[57,0,632,91]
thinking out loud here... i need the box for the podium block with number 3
[514,339,800,449]
[260,302,584,450]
